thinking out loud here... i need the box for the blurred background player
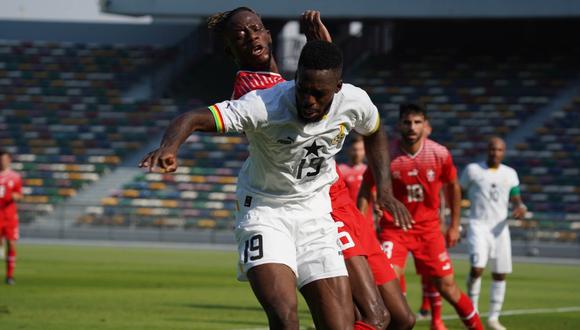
[207,8,414,329]
[359,103,484,330]
[0,150,23,285]
[461,137,527,330]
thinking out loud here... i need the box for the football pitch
[0,244,578,329]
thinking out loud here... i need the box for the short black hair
[207,7,258,34]
[298,41,343,73]
[0,149,11,158]
[399,103,427,120]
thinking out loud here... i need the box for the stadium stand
[0,40,187,223]
[81,48,580,241]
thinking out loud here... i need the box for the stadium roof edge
[101,0,580,19]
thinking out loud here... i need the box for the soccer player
[461,137,527,330]
[207,8,415,329]
[140,40,412,330]
[359,103,484,330]
[0,150,23,285]
[339,134,368,203]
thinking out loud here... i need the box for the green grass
[0,244,579,329]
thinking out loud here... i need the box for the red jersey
[338,163,367,202]
[232,70,285,100]
[363,139,457,233]
[0,169,22,223]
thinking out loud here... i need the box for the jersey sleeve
[508,169,521,196]
[208,91,267,133]
[459,165,472,190]
[353,91,381,136]
[14,174,23,194]
[440,151,458,183]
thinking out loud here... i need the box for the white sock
[489,280,506,321]
[466,275,482,312]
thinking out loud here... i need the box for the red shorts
[332,203,398,285]
[379,229,453,278]
[0,223,19,241]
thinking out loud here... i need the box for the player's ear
[335,79,343,93]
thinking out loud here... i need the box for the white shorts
[467,220,512,274]
[234,189,347,289]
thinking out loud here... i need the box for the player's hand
[300,10,332,42]
[512,206,527,219]
[138,147,178,173]
[377,194,414,231]
[446,226,460,248]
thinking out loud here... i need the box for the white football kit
[209,81,380,287]
[460,162,520,273]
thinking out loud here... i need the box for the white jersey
[460,162,520,225]
[209,81,380,209]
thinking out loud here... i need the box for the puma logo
[277,136,295,145]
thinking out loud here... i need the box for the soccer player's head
[398,103,428,145]
[348,134,365,165]
[207,7,273,70]
[487,136,506,167]
[0,150,12,171]
[295,40,343,123]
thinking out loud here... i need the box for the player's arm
[510,187,527,219]
[301,10,332,42]
[139,108,218,173]
[364,126,414,230]
[11,176,23,201]
[357,177,373,215]
[444,179,462,247]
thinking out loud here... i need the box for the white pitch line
[234,306,580,329]
[418,305,580,322]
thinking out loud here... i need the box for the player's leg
[4,224,18,285]
[300,276,355,329]
[486,226,512,330]
[415,232,483,330]
[422,275,444,328]
[248,264,299,329]
[344,256,390,329]
[418,275,432,319]
[377,280,415,330]
[296,214,354,329]
[334,207,390,329]
[375,233,415,330]
[234,207,301,329]
[466,223,490,312]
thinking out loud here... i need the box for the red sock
[452,292,483,330]
[354,321,376,330]
[398,274,406,296]
[420,276,431,311]
[425,281,443,324]
[6,248,16,279]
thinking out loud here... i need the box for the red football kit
[232,71,397,285]
[0,169,22,241]
[338,163,374,222]
[363,139,458,278]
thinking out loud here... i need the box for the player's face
[224,11,272,70]
[399,113,426,145]
[295,68,342,123]
[349,141,365,164]
[487,139,505,166]
[0,154,11,171]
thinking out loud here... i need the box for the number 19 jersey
[363,139,457,233]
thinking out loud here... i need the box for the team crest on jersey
[330,124,346,145]
[427,169,435,182]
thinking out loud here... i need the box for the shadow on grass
[186,303,311,316]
